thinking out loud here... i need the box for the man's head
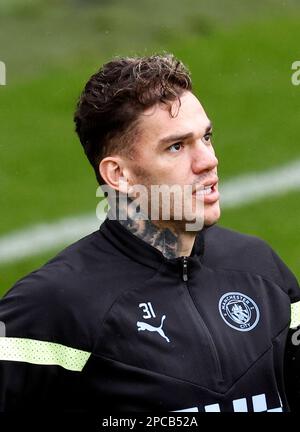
[74,53,220,228]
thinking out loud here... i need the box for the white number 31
[139,302,156,319]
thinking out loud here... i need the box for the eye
[203,132,213,143]
[168,142,183,153]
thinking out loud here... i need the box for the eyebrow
[158,121,213,146]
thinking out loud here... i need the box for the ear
[99,156,132,194]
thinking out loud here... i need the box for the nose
[191,140,218,174]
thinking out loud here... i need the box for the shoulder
[5,229,111,299]
[0,229,132,348]
[203,224,300,301]
[203,224,274,274]
[204,224,269,256]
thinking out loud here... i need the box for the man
[0,54,299,412]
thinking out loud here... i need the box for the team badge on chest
[219,292,260,332]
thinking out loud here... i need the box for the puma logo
[137,315,170,343]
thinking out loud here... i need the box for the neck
[118,215,197,259]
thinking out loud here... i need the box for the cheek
[131,165,149,181]
[131,154,190,186]
[167,164,190,185]
[130,160,153,184]
[155,168,187,186]
[158,154,191,183]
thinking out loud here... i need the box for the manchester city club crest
[218,292,260,332]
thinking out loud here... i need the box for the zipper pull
[182,256,188,282]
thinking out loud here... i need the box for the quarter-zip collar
[100,218,207,270]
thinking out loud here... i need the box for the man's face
[125,91,220,229]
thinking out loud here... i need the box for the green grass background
[1,0,300,295]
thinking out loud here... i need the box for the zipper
[182,256,188,281]
[181,256,223,382]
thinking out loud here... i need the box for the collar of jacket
[100,217,207,270]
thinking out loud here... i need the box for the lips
[192,179,220,203]
[192,177,218,194]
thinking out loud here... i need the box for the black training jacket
[0,219,300,412]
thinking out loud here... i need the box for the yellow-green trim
[0,337,90,371]
[291,301,300,328]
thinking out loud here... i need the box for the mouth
[194,183,215,196]
[192,180,220,203]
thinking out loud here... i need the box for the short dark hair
[74,53,192,185]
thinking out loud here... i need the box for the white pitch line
[220,159,300,208]
[0,159,300,265]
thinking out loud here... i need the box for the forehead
[137,91,210,145]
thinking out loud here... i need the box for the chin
[204,204,221,227]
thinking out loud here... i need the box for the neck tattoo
[119,216,180,259]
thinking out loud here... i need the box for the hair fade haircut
[74,53,192,185]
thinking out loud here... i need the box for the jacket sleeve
[284,306,300,412]
[266,247,300,411]
[0,272,90,411]
[270,249,300,411]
